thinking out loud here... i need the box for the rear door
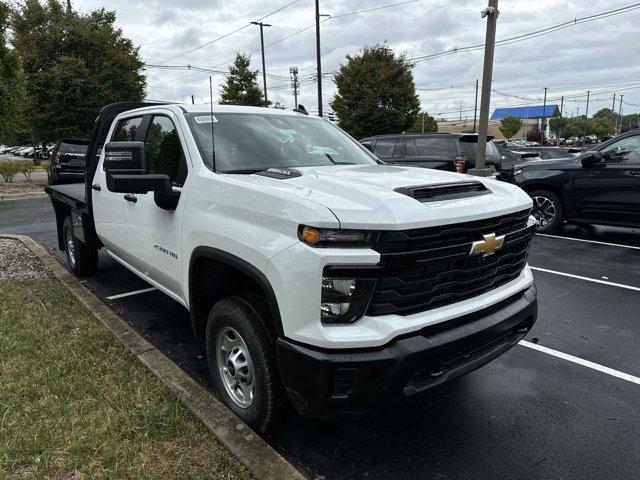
[570,135,640,226]
[402,136,457,171]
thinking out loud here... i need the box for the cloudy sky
[71,0,640,120]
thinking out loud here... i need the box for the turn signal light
[300,226,321,245]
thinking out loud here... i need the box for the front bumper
[277,284,537,419]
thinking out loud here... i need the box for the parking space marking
[106,287,157,300]
[536,233,640,250]
[519,340,640,386]
[530,266,640,292]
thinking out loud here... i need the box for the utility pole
[459,101,463,121]
[421,114,426,133]
[584,90,590,138]
[66,0,71,11]
[541,87,548,144]
[558,95,564,144]
[612,93,616,116]
[470,0,499,177]
[315,0,323,117]
[251,21,271,107]
[290,67,299,107]
[191,95,195,105]
[473,79,479,131]
[617,95,624,133]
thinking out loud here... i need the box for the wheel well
[520,183,566,217]
[189,250,283,340]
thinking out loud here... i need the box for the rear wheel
[206,295,282,433]
[529,190,564,233]
[62,216,98,276]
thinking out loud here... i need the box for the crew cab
[46,102,537,432]
[501,130,640,233]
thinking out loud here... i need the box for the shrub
[17,160,37,180]
[0,161,21,183]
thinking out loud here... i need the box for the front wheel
[206,295,283,433]
[62,216,98,276]
[529,190,564,233]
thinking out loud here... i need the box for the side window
[145,116,187,186]
[600,136,640,165]
[112,117,143,141]
[373,139,399,159]
[405,139,417,157]
[413,137,457,157]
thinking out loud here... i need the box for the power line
[409,2,640,63]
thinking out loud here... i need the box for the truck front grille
[366,209,534,316]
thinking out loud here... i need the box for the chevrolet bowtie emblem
[470,233,505,256]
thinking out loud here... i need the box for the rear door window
[112,116,144,142]
[373,139,401,159]
[59,142,88,154]
[409,137,457,157]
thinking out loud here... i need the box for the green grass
[0,279,250,479]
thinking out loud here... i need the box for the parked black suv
[360,133,502,173]
[501,130,640,232]
[47,139,90,185]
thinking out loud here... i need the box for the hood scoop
[394,181,490,202]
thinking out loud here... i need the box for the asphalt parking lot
[2,195,639,479]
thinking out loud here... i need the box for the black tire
[529,189,564,233]
[206,294,282,433]
[62,216,98,276]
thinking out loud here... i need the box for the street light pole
[251,21,271,107]
[290,67,299,107]
[470,0,499,177]
[315,0,323,117]
[584,90,590,138]
[473,79,479,131]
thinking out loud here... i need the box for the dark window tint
[600,136,640,165]
[59,142,88,154]
[112,117,143,142]
[145,116,187,186]
[538,149,567,159]
[373,139,399,159]
[405,139,417,157]
[461,140,500,159]
[410,137,457,157]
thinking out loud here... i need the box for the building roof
[491,105,559,120]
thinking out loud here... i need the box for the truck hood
[233,164,532,229]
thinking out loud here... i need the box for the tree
[219,53,265,107]
[406,112,437,133]
[588,116,615,138]
[0,1,25,142]
[330,45,420,139]
[499,115,523,140]
[11,0,145,142]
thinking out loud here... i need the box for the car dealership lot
[2,196,639,479]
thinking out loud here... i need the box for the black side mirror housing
[581,151,603,166]
[154,190,181,210]
[104,141,146,173]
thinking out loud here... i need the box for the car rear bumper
[276,284,537,419]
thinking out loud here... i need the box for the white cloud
[72,0,640,117]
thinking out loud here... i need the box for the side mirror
[104,141,146,173]
[581,151,603,166]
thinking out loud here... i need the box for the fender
[188,246,284,338]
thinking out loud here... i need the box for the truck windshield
[186,112,378,173]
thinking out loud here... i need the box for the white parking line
[519,340,640,386]
[530,266,640,292]
[106,287,157,300]
[536,233,640,251]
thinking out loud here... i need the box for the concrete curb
[1,234,305,480]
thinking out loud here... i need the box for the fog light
[321,277,375,324]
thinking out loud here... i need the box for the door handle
[91,183,101,191]
[124,194,137,203]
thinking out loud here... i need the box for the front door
[122,112,191,298]
[571,135,640,226]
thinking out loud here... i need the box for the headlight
[321,276,376,324]
[299,225,379,248]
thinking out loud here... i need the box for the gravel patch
[0,238,54,280]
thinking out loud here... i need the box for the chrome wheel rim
[65,227,76,268]
[216,327,254,409]
[532,195,557,229]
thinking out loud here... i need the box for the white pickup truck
[46,102,537,432]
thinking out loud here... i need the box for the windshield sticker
[195,115,218,124]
